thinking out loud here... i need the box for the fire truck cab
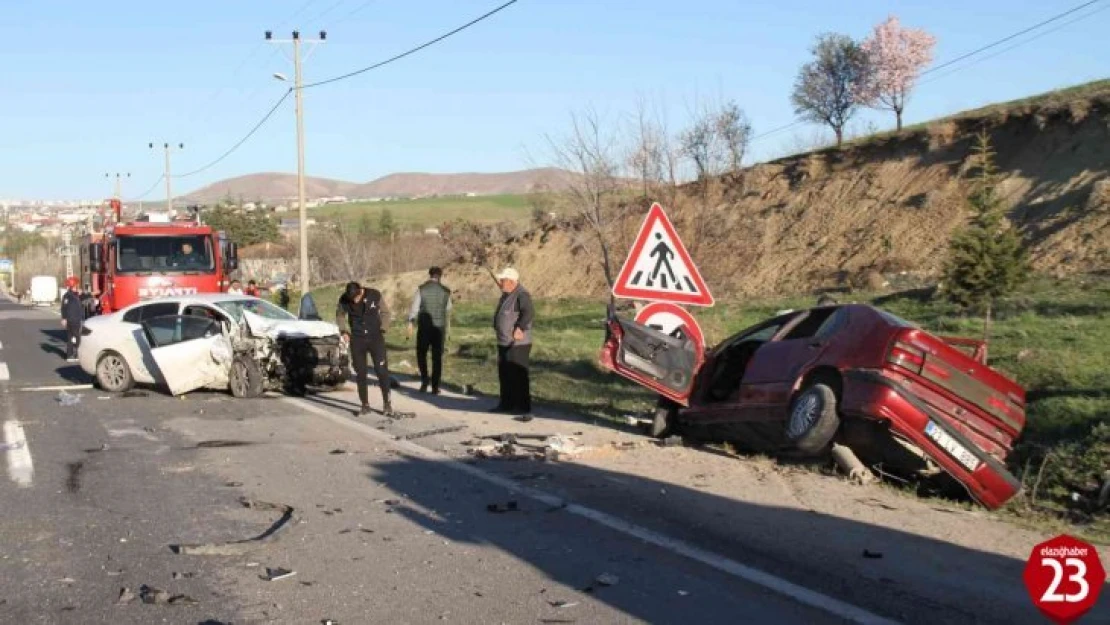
[81,199,239,314]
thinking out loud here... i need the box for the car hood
[241,310,340,339]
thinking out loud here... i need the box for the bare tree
[715,100,753,173]
[310,225,372,283]
[791,33,868,147]
[546,107,624,289]
[627,97,666,198]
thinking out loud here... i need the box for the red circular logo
[1023,534,1105,624]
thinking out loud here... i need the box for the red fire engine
[80,199,239,314]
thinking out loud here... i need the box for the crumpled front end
[279,335,350,392]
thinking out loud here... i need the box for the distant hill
[182,168,574,203]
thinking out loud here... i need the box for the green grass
[305,276,1109,536]
[309,194,532,230]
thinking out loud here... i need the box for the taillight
[887,341,925,374]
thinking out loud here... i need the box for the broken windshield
[216,298,296,323]
[116,235,214,274]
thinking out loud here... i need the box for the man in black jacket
[60,277,84,362]
[336,281,394,416]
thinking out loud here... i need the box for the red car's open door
[599,316,699,405]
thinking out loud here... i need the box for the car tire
[229,355,264,399]
[95,351,133,393]
[784,383,840,454]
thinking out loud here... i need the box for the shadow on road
[359,454,1080,625]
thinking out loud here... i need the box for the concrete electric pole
[149,143,184,213]
[266,28,326,295]
[105,172,130,200]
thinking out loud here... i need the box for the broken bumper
[842,369,1022,510]
[278,336,350,387]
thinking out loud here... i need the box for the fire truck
[80,199,239,314]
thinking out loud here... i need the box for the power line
[920,0,1103,78]
[301,0,520,89]
[751,0,1105,144]
[336,0,378,24]
[128,175,165,201]
[919,3,1109,87]
[174,90,293,178]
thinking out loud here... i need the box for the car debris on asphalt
[170,497,294,556]
[395,425,467,441]
[261,567,297,582]
[486,500,519,513]
[56,390,81,406]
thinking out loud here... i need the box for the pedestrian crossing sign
[612,203,714,307]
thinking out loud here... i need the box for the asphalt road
[0,295,853,624]
[1,294,1102,625]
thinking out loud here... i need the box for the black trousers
[416,324,445,389]
[497,344,531,413]
[65,323,82,358]
[350,333,390,407]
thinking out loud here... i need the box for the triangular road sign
[612,203,714,307]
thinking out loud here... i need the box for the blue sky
[1,0,1106,200]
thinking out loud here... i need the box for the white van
[30,276,59,307]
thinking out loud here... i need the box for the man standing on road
[490,267,534,418]
[336,281,395,417]
[228,280,244,295]
[60,277,84,362]
[245,280,261,297]
[407,267,452,394]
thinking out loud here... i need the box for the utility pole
[105,172,130,200]
[149,143,183,213]
[266,28,326,295]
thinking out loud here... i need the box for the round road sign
[634,302,705,363]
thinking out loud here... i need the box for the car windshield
[216,298,296,323]
[116,235,214,273]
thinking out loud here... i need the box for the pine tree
[941,131,1028,344]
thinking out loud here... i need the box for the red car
[599,304,1026,509]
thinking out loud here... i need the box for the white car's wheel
[96,351,134,393]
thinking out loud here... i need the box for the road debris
[396,425,467,441]
[171,571,195,580]
[549,600,579,608]
[678,590,690,596]
[862,549,884,559]
[660,435,684,448]
[261,567,297,582]
[56,390,81,406]
[224,481,244,488]
[195,440,254,449]
[486,500,519,514]
[65,461,84,493]
[170,497,295,556]
[116,587,137,605]
[136,584,196,605]
[120,390,150,398]
[514,414,534,422]
[329,449,347,455]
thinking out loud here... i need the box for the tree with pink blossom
[857,16,936,131]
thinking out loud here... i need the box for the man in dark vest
[336,281,394,417]
[60,277,84,362]
[407,266,452,394]
[490,267,534,418]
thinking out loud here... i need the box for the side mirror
[89,245,102,273]
[299,293,321,321]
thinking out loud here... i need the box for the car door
[738,307,847,418]
[141,315,231,396]
[120,301,182,382]
[600,315,699,405]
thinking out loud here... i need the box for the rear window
[876,309,918,329]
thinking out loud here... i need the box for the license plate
[925,421,981,472]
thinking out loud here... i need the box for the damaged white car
[77,293,350,397]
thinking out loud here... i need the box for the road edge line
[286,397,900,625]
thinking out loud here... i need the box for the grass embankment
[310,194,531,229]
[306,276,1108,536]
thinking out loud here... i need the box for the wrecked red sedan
[599,304,1026,509]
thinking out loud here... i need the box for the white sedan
[78,293,349,397]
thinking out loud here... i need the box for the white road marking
[20,384,93,392]
[0,340,4,349]
[3,420,34,487]
[0,363,8,381]
[287,397,899,625]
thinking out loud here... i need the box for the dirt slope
[437,82,1110,302]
